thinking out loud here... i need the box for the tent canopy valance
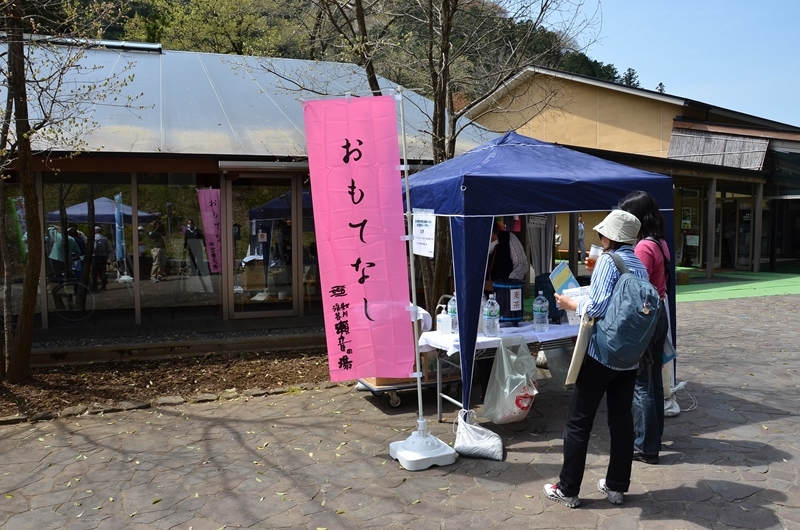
[407,131,675,409]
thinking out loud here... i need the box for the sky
[580,0,800,127]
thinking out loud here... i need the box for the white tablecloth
[419,325,579,356]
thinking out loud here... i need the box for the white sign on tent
[412,209,435,257]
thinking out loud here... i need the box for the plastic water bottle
[483,294,500,337]
[447,294,458,334]
[533,291,550,332]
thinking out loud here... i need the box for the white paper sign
[686,235,700,247]
[528,214,547,229]
[412,209,435,257]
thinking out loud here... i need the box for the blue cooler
[492,279,524,324]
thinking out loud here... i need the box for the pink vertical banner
[303,95,414,382]
[197,189,222,273]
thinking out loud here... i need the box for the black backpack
[95,236,110,256]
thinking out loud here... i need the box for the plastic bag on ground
[482,337,539,424]
[453,409,504,461]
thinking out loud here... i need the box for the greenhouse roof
[5,40,492,161]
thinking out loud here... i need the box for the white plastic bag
[482,337,539,424]
[453,409,504,461]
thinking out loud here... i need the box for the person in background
[477,221,527,401]
[66,223,88,279]
[577,214,586,263]
[148,219,167,282]
[545,210,647,508]
[67,223,86,258]
[183,218,205,276]
[553,223,562,268]
[619,190,670,465]
[487,221,527,283]
[47,225,80,283]
[137,226,147,257]
[91,226,110,291]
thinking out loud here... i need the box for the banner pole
[390,86,456,471]
[398,88,424,421]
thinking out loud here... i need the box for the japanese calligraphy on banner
[303,95,414,382]
[197,189,222,273]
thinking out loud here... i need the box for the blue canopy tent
[248,190,313,221]
[46,196,157,224]
[407,131,675,409]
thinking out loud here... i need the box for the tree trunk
[0,176,8,381]
[420,256,434,312]
[353,0,382,96]
[424,0,456,314]
[6,7,41,384]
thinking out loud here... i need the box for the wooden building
[466,66,800,276]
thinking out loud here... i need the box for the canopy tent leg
[450,215,494,410]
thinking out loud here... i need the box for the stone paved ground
[1,295,799,529]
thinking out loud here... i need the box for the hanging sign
[528,214,547,229]
[303,95,414,382]
[412,209,435,258]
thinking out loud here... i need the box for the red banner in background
[197,189,222,273]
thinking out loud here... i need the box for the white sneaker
[597,479,624,505]
[543,483,580,508]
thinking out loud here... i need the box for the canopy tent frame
[407,131,676,410]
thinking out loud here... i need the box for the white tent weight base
[389,418,456,471]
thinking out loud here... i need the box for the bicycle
[51,280,95,323]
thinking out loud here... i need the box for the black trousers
[557,355,637,496]
[91,256,108,289]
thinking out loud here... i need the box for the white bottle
[436,307,451,335]
[533,291,550,332]
[447,294,458,335]
[483,294,500,337]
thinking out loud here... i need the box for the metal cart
[357,376,460,408]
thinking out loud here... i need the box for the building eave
[465,66,800,132]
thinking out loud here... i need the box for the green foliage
[620,67,640,88]
[559,52,619,82]
[114,0,644,101]
[122,0,307,57]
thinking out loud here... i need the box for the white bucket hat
[593,210,640,245]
